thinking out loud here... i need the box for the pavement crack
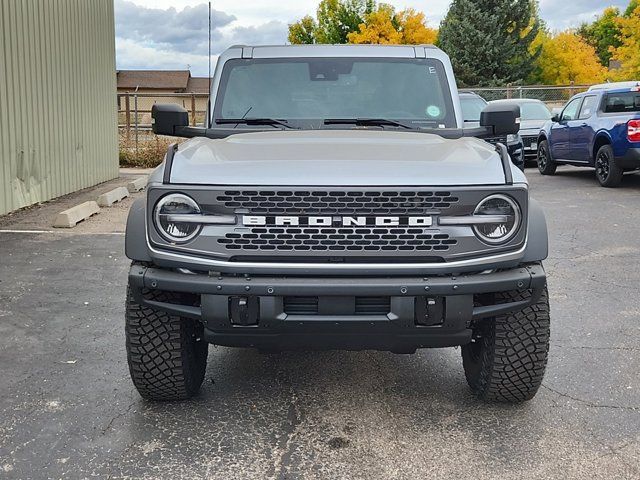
[101,401,136,435]
[553,344,640,352]
[541,384,638,411]
[272,391,302,480]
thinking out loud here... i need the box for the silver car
[125,45,550,404]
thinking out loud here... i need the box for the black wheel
[126,279,208,401]
[462,285,550,403]
[595,144,623,187]
[537,140,556,175]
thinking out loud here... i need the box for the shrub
[119,134,175,168]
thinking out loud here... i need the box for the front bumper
[522,136,539,159]
[129,263,546,352]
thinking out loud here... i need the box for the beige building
[116,70,211,126]
[0,0,119,216]
[116,70,211,95]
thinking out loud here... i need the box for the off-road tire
[461,286,550,403]
[595,144,623,187]
[126,283,208,401]
[537,140,557,175]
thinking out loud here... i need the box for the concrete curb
[127,176,148,193]
[97,186,129,207]
[53,201,100,228]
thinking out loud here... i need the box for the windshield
[460,96,487,122]
[519,102,552,120]
[213,57,456,128]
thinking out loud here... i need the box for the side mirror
[480,103,520,135]
[551,114,560,122]
[152,104,189,136]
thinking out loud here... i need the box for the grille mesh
[218,227,457,252]
[217,190,458,215]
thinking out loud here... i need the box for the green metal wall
[0,0,118,215]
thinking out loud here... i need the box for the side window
[578,95,598,119]
[561,97,583,121]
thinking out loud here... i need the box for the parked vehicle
[588,81,640,92]
[537,85,640,187]
[125,45,550,403]
[489,99,552,163]
[459,92,525,170]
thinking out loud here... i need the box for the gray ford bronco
[125,45,550,403]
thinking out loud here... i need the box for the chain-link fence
[459,83,591,109]
[117,85,592,167]
[118,93,208,167]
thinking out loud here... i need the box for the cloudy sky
[115,0,631,76]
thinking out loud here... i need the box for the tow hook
[229,296,260,326]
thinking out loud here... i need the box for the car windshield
[213,57,456,128]
[460,96,487,122]
[519,102,552,120]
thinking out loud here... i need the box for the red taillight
[629,120,640,142]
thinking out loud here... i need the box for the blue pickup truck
[537,84,640,187]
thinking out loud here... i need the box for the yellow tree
[347,5,437,45]
[396,9,438,44]
[535,31,607,85]
[610,4,640,79]
[347,4,401,44]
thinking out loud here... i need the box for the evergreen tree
[437,0,541,86]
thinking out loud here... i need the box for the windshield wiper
[323,118,414,129]
[216,118,296,129]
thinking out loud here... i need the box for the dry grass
[119,133,175,168]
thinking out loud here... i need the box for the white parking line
[0,229,125,235]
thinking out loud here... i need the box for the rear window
[603,92,640,113]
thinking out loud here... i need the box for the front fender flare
[522,197,548,262]
[125,198,152,262]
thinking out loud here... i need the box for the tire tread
[463,286,550,403]
[125,281,207,401]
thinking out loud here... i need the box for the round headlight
[473,194,521,244]
[154,194,202,243]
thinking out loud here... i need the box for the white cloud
[115,0,633,73]
[116,38,216,75]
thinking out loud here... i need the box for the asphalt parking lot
[0,167,639,479]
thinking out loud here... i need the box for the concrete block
[127,176,148,193]
[53,201,100,228]
[97,186,129,207]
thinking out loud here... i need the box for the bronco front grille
[217,227,458,252]
[216,190,459,215]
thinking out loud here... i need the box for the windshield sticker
[426,105,441,117]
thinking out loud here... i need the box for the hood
[168,130,509,186]
[519,119,547,134]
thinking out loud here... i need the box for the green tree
[437,0,541,86]
[625,0,639,16]
[288,15,318,44]
[577,7,622,67]
[288,0,375,44]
